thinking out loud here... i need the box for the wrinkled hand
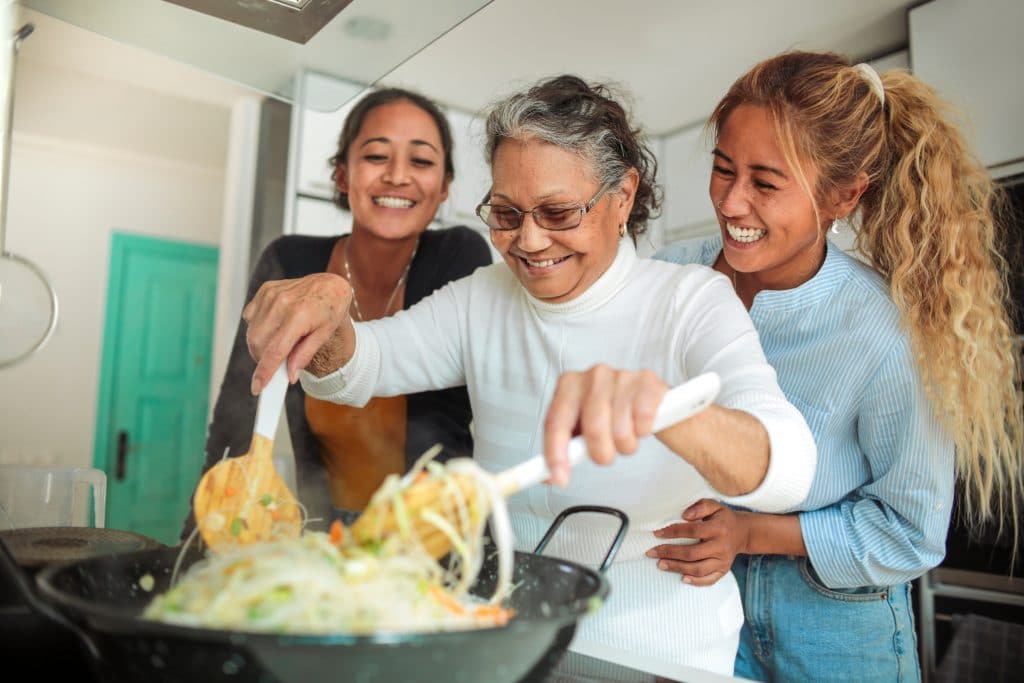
[242,273,354,394]
[646,498,749,586]
[543,366,668,487]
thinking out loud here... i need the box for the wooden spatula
[348,372,722,558]
[193,362,302,550]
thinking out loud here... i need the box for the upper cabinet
[442,108,491,228]
[910,0,1024,176]
[868,49,909,74]
[291,72,364,202]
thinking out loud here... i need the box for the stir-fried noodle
[143,446,514,634]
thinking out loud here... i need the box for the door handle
[116,430,129,481]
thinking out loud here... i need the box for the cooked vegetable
[144,448,514,635]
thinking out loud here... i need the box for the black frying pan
[2,505,628,683]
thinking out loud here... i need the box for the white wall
[0,62,232,467]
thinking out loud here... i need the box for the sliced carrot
[474,605,514,625]
[224,559,253,575]
[428,585,466,615]
[224,485,237,497]
[414,471,430,484]
[329,519,344,544]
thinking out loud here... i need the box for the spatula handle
[495,372,722,495]
[254,362,289,440]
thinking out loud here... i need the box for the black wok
[3,505,628,683]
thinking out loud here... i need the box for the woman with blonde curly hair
[654,50,1024,681]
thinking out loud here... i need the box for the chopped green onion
[259,494,274,507]
[230,517,244,536]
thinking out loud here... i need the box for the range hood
[18,0,491,111]
[161,0,352,45]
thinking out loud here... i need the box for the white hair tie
[852,63,885,106]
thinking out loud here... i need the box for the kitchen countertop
[536,647,750,683]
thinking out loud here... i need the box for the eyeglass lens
[480,203,584,231]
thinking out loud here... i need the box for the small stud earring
[619,222,628,237]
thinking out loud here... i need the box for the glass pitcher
[0,465,106,529]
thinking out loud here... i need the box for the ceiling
[381,0,918,134]
[15,0,920,135]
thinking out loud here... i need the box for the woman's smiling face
[336,99,450,241]
[710,103,828,289]
[487,137,633,303]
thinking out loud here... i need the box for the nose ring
[715,200,724,211]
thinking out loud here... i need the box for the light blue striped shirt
[654,235,954,588]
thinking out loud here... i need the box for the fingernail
[653,529,663,537]
[645,549,655,557]
[250,378,260,395]
[682,576,692,584]
[556,466,569,488]
[658,560,667,570]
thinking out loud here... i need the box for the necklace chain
[342,236,418,322]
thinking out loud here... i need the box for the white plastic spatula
[193,363,302,550]
[493,371,722,495]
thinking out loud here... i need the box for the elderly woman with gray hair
[239,74,816,677]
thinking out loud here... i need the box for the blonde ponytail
[855,71,1024,538]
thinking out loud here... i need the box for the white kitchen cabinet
[291,71,366,203]
[442,107,492,229]
[660,122,717,244]
[293,195,351,237]
[910,0,1024,175]
[869,49,909,74]
[439,106,499,261]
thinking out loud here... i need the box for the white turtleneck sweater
[302,239,816,678]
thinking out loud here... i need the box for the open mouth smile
[520,254,572,269]
[374,196,416,209]
[726,222,766,243]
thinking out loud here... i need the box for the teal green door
[93,232,219,545]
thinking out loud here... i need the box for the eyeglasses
[475,186,607,231]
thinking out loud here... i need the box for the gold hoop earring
[619,223,627,237]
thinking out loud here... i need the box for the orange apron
[304,394,407,511]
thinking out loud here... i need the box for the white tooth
[374,196,414,209]
[726,223,766,243]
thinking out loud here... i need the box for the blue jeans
[733,554,921,682]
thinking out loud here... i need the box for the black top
[181,226,492,537]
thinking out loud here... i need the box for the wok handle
[533,505,629,574]
[0,536,101,659]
